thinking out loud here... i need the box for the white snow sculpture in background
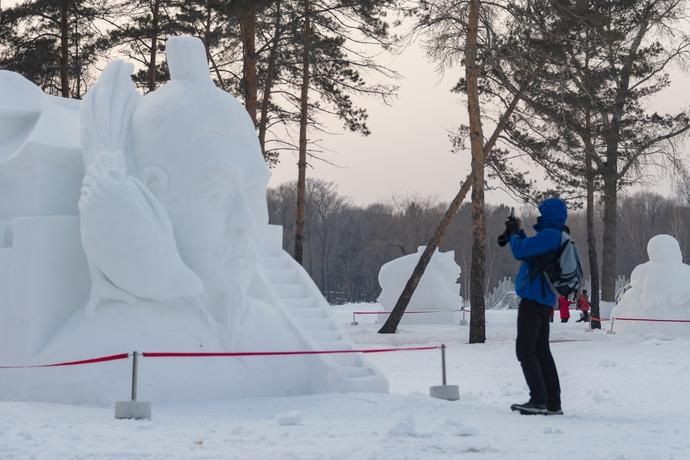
[0,36,387,404]
[613,234,690,336]
[377,247,462,324]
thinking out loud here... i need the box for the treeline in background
[269,179,690,304]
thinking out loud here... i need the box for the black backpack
[530,232,584,298]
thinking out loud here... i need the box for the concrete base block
[115,401,152,420]
[429,384,459,401]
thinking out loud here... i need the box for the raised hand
[505,216,522,234]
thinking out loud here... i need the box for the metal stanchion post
[429,344,459,401]
[459,307,468,326]
[115,351,151,420]
[351,312,358,326]
[131,351,139,401]
[607,317,616,334]
[441,344,447,385]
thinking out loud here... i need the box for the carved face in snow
[647,234,683,264]
[131,79,270,319]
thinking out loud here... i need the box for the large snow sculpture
[377,247,463,324]
[613,234,690,336]
[0,36,386,404]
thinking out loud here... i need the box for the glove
[505,217,521,235]
[497,229,510,247]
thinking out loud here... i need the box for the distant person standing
[558,296,571,323]
[576,289,591,322]
[499,197,567,416]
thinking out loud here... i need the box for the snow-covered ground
[2,304,689,460]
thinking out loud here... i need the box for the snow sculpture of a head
[128,37,270,323]
[647,234,682,264]
[615,234,690,335]
[79,36,270,332]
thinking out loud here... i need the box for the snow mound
[276,411,302,426]
[377,247,462,324]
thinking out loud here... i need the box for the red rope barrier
[612,316,690,324]
[0,352,129,369]
[0,346,442,368]
[142,345,441,359]
[353,309,467,315]
[590,317,611,322]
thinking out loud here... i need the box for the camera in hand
[497,207,516,247]
[497,227,511,247]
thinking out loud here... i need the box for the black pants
[516,299,561,408]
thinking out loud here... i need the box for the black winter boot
[510,401,547,415]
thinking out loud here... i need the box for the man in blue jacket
[506,197,566,415]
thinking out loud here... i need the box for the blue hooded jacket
[509,198,567,307]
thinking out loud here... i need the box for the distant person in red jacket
[576,289,591,322]
[558,296,571,323]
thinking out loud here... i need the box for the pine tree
[104,0,180,92]
[501,0,690,311]
[280,0,399,265]
[0,0,112,98]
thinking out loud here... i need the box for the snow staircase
[257,245,387,394]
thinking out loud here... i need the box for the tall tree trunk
[601,97,623,303]
[321,224,328,299]
[74,17,80,98]
[204,3,227,91]
[601,170,617,302]
[379,173,474,333]
[466,0,486,344]
[294,0,311,265]
[584,128,601,329]
[258,0,282,157]
[59,0,70,97]
[600,16,647,302]
[147,0,160,93]
[239,1,258,126]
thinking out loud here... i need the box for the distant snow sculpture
[377,247,462,324]
[613,234,690,336]
[0,36,386,404]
